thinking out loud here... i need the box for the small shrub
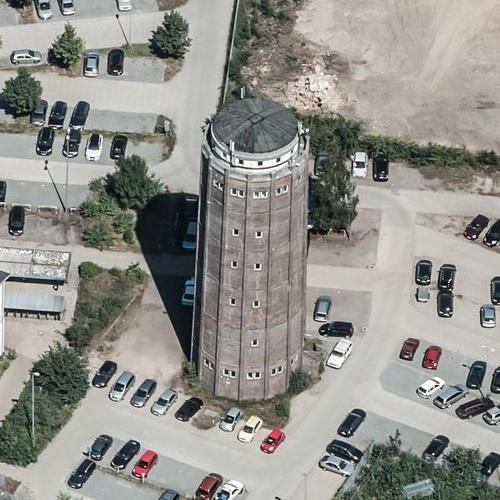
[183,362,198,388]
[288,369,311,395]
[113,210,135,235]
[83,220,113,250]
[125,263,147,284]
[78,261,102,279]
[275,397,290,419]
[98,297,124,326]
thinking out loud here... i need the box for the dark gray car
[158,490,180,500]
[31,99,48,126]
[130,378,157,407]
[219,407,242,432]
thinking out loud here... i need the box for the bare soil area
[294,0,500,151]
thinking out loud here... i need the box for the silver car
[151,388,178,416]
[480,304,496,328]
[59,0,75,15]
[10,49,42,65]
[130,379,157,408]
[319,454,355,476]
[219,407,242,432]
[83,52,99,77]
[117,0,132,11]
[35,0,53,20]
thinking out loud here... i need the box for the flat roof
[5,291,64,313]
[0,246,71,283]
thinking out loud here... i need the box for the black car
[91,360,118,388]
[438,264,456,291]
[110,439,141,470]
[88,434,113,461]
[0,181,6,203]
[178,194,199,225]
[456,397,495,419]
[491,366,500,393]
[8,206,25,236]
[63,129,82,158]
[110,134,128,159]
[372,157,389,181]
[175,397,203,422]
[36,126,54,156]
[67,458,96,489]
[483,219,500,247]
[415,260,432,286]
[30,99,48,125]
[422,435,449,462]
[319,321,354,338]
[490,277,500,305]
[107,49,125,76]
[337,409,366,437]
[48,100,67,129]
[437,290,453,318]
[69,101,90,130]
[326,439,364,463]
[480,452,500,478]
[463,214,489,240]
[466,361,487,390]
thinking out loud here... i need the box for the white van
[351,152,368,178]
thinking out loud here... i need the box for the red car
[131,449,158,479]
[422,346,442,370]
[260,429,286,454]
[195,472,223,499]
[399,338,420,361]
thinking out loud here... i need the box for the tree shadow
[135,192,196,359]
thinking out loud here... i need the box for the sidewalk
[0,354,33,422]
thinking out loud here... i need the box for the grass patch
[0,61,83,78]
[0,116,38,135]
[0,349,16,379]
[64,262,147,353]
[163,57,182,81]
[122,43,153,58]
[155,0,188,11]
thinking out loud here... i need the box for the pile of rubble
[284,57,345,113]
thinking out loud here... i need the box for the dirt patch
[308,208,381,268]
[295,0,500,152]
[15,4,34,24]
[156,0,188,11]
[415,213,468,238]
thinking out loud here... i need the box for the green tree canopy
[149,10,192,59]
[106,155,163,210]
[50,23,85,69]
[1,68,42,116]
[310,155,359,233]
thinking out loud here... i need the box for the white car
[85,133,103,161]
[417,377,445,399]
[326,339,353,369]
[35,0,53,20]
[351,151,368,178]
[182,220,197,252]
[216,480,244,500]
[319,454,355,476]
[117,0,132,11]
[181,278,195,306]
[237,415,262,443]
[58,0,74,15]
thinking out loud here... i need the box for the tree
[149,10,192,59]
[7,0,32,8]
[50,23,85,69]
[106,155,162,210]
[310,156,359,233]
[1,69,42,116]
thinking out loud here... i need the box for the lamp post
[44,160,65,212]
[31,371,40,446]
[64,131,70,212]
[115,14,130,46]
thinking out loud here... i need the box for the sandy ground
[295,0,500,151]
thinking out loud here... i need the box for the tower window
[223,368,237,378]
[229,297,236,306]
[252,300,260,308]
[231,260,238,269]
[255,231,263,239]
[213,179,224,191]
[230,188,245,198]
[271,366,284,376]
[203,358,214,371]
[252,191,268,200]
[247,371,261,380]
[254,263,261,271]
[257,161,263,166]
[232,228,240,237]
[276,185,289,196]
[251,339,259,347]
[238,159,244,165]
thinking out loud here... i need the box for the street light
[31,371,40,446]
[115,14,130,46]
[44,159,67,212]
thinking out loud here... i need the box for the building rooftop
[212,97,298,154]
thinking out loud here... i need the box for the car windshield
[40,1,50,9]
[243,425,253,433]
[224,415,234,423]
[157,398,168,406]
[136,389,147,398]
[265,437,276,444]
[185,293,194,300]
[354,161,364,168]
[113,383,124,391]
[89,135,99,148]
[137,460,149,469]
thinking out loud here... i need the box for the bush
[78,261,102,279]
[288,369,311,395]
[1,69,42,116]
[183,362,198,388]
[274,397,290,419]
[50,23,85,69]
[113,210,135,235]
[125,263,147,284]
[83,220,114,250]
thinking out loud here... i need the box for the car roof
[138,378,156,389]
[334,339,352,352]
[268,428,284,438]
[226,407,241,417]
[140,449,157,461]
[246,415,262,426]
[187,396,203,405]
[159,387,177,398]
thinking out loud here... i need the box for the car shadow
[135,192,195,359]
